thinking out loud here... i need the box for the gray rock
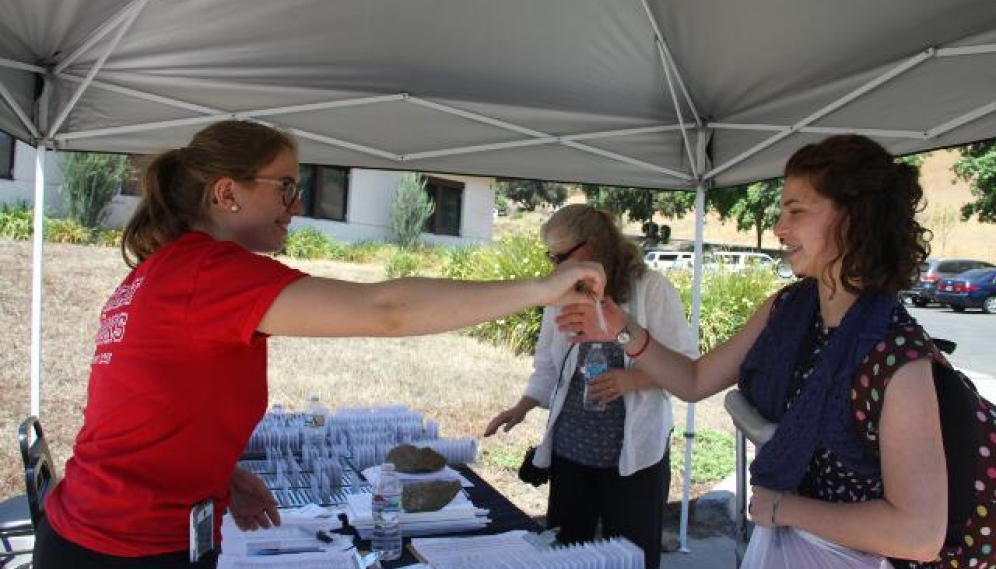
[402,480,462,512]
[661,528,680,552]
[386,444,447,473]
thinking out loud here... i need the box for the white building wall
[0,140,66,215]
[290,170,495,247]
[2,142,495,247]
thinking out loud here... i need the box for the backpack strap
[851,323,933,458]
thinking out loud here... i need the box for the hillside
[497,149,996,263]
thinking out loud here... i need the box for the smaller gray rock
[402,480,462,512]
[386,444,447,473]
[660,528,680,552]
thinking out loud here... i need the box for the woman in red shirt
[33,120,604,569]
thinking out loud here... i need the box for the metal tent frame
[2,0,996,553]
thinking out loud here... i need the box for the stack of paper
[345,491,489,538]
[410,533,644,569]
[408,531,538,566]
[217,514,355,569]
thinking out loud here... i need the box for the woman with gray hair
[484,204,697,569]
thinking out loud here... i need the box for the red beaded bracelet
[625,329,651,358]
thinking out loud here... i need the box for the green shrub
[494,194,510,216]
[440,246,476,278]
[671,427,735,484]
[94,228,123,248]
[442,233,550,354]
[283,227,335,259]
[669,269,782,352]
[392,173,434,250]
[60,152,130,228]
[0,206,34,240]
[332,241,387,264]
[385,248,423,278]
[44,218,93,244]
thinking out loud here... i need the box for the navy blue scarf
[740,278,898,491]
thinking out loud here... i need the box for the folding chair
[0,416,59,568]
[0,494,32,568]
[724,390,777,567]
[19,417,57,531]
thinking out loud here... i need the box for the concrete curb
[693,472,738,529]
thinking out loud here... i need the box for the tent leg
[677,183,708,552]
[30,146,46,419]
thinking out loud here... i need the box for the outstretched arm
[258,260,604,337]
[556,293,776,402]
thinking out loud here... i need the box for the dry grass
[0,240,732,519]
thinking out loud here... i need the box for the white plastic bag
[741,526,892,569]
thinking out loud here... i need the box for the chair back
[18,417,57,528]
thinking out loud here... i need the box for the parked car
[902,258,996,307]
[644,250,695,271]
[703,251,777,273]
[933,268,996,313]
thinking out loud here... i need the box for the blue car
[933,268,996,313]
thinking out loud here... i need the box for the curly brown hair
[541,204,646,303]
[784,134,931,295]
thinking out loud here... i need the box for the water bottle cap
[308,395,320,402]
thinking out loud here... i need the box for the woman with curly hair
[558,135,985,567]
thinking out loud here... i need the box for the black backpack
[930,340,988,546]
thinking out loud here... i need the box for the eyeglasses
[546,241,586,265]
[252,177,302,206]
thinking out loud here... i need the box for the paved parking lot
[906,304,995,400]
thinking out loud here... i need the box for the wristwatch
[615,325,632,345]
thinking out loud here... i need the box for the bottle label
[584,362,607,382]
[372,493,401,520]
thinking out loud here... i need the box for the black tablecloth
[349,465,543,567]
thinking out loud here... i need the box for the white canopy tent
[3,0,996,552]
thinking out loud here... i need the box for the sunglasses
[252,177,303,206]
[546,241,585,265]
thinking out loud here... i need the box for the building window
[299,164,348,221]
[1,130,14,179]
[424,176,463,236]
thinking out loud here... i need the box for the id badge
[189,499,214,563]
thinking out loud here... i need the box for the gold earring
[230,204,239,213]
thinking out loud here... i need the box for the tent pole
[47,0,150,137]
[678,181,707,552]
[0,80,40,139]
[30,144,46,419]
[705,46,935,181]
[54,0,147,75]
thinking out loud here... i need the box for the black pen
[250,545,324,556]
[298,525,336,543]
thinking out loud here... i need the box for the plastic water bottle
[271,403,285,425]
[371,462,402,560]
[304,394,327,446]
[583,344,608,412]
